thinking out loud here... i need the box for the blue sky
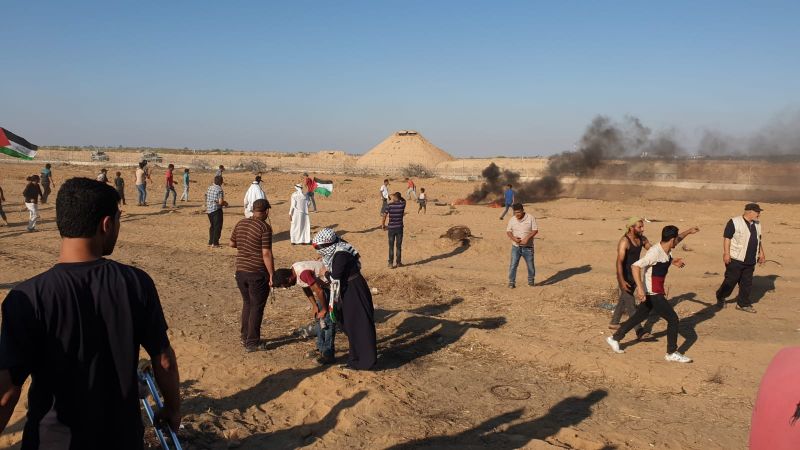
[3,1,799,156]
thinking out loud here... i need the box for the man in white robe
[243,176,266,218]
[289,184,311,244]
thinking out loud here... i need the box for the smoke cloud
[699,110,800,158]
[467,115,685,203]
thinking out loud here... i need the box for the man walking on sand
[206,176,227,248]
[506,203,537,288]
[40,163,55,204]
[499,184,515,220]
[380,179,390,216]
[610,218,700,332]
[304,173,317,212]
[230,199,274,352]
[0,178,181,446]
[405,177,417,200]
[289,184,311,244]
[244,175,266,218]
[606,225,696,363]
[382,192,406,268]
[716,203,766,313]
[162,164,178,208]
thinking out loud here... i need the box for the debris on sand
[441,226,473,242]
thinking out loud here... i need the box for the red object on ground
[487,199,503,208]
[452,198,475,205]
[750,346,800,449]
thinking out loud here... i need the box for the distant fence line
[2,151,798,187]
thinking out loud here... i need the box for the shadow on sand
[387,389,610,449]
[537,265,592,286]
[376,297,505,370]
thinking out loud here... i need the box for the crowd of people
[0,165,770,446]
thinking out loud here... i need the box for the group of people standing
[605,203,766,363]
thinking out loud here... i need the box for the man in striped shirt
[230,199,274,352]
[382,192,406,268]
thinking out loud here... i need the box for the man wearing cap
[611,218,699,332]
[230,199,274,352]
[243,175,266,218]
[716,203,766,313]
[506,203,538,288]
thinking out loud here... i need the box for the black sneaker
[316,355,336,365]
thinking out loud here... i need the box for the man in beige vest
[716,203,765,313]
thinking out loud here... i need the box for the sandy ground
[0,164,797,449]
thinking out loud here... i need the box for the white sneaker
[606,336,624,354]
[664,352,692,363]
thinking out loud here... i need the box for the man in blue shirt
[40,163,55,204]
[499,184,514,220]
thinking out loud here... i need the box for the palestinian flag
[0,127,38,160]
[313,177,334,197]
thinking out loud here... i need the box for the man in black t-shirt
[716,203,766,312]
[0,178,181,449]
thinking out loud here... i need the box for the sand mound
[357,130,454,171]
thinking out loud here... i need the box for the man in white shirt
[243,176,266,218]
[379,179,390,216]
[505,203,538,288]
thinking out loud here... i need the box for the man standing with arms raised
[0,178,180,447]
[230,199,274,352]
[716,203,766,313]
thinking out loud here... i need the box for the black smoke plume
[467,115,684,203]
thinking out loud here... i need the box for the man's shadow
[751,274,779,304]
[537,265,592,286]
[407,241,471,267]
[376,297,505,370]
[387,390,609,449]
[180,365,328,418]
[186,391,368,449]
[625,292,718,354]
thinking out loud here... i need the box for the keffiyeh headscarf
[312,228,360,270]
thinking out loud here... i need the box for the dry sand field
[0,163,797,449]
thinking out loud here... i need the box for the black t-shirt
[723,218,759,265]
[0,259,170,449]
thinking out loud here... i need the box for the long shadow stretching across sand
[376,297,505,370]
[387,390,609,449]
[184,391,368,449]
[407,241,471,267]
[537,264,592,286]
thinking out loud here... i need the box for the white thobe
[289,190,311,244]
[243,182,266,218]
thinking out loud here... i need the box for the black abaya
[331,252,377,370]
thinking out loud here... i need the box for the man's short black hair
[272,268,294,288]
[512,203,524,211]
[661,225,679,242]
[214,175,223,185]
[56,178,120,238]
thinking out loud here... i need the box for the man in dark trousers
[716,203,766,313]
[205,175,227,248]
[382,192,406,268]
[0,177,181,448]
[230,199,275,352]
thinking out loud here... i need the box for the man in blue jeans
[271,262,336,365]
[506,203,538,288]
[499,184,515,220]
